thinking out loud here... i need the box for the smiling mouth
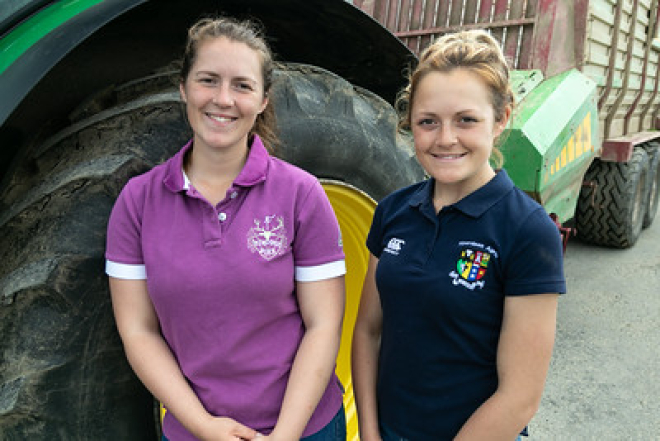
[433,152,467,160]
[207,114,237,123]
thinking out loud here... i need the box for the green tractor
[2,0,659,439]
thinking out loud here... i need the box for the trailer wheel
[575,148,650,248]
[0,64,422,439]
[642,142,660,228]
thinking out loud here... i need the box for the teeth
[209,115,235,123]
[437,154,463,159]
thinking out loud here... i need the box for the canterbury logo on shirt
[384,238,405,255]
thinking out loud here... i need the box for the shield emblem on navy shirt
[457,249,490,282]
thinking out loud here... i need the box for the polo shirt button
[218,212,227,222]
[230,191,238,199]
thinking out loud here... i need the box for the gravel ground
[529,218,660,439]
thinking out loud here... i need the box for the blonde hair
[180,17,278,152]
[397,30,514,168]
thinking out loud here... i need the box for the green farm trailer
[1,0,659,439]
[357,0,660,249]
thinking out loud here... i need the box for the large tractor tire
[0,64,423,439]
[575,147,650,248]
[642,142,660,228]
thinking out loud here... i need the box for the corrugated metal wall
[587,0,660,139]
[354,0,540,68]
[356,0,660,139]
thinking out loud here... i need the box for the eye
[234,81,255,92]
[458,116,479,125]
[417,118,436,126]
[197,76,217,86]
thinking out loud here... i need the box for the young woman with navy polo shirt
[352,30,566,440]
[106,18,346,441]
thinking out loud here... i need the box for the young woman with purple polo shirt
[106,17,346,441]
[352,31,566,440]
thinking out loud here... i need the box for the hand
[251,432,283,441]
[196,416,258,441]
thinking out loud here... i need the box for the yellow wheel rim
[322,180,376,441]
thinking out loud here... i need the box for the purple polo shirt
[105,136,345,439]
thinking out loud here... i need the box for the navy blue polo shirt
[366,170,566,439]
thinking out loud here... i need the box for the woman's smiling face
[179,36,268,153]
[411,68,509,198]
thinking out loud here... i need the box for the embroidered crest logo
[384,238,405,256]
[458,249,490,281]
[448,247,491,290]
[247,215,288,261]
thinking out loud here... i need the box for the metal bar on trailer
[408,0,424,53]
[464,0,480,25]
[373,0,389,24]
[640,3,660,131]
[398,0,412,52]
[518,0,539,69]
[450,0,464,26]
[399,0,412,32]
[491,0,509,44]
[478,0,494,23]
[503,0,525,66]
[386,0,399,30]
[625,0,657,134]
[604,0,640,139]
[420,0,439,51]
[394,17,535,38]
[437,0,451,29]
[572,0,590,71]
[598,0,624,111]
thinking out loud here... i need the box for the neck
[432,168,496,212]
[185,141,249,185]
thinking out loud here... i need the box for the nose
[437,123,457,147]
[213,84,234,107]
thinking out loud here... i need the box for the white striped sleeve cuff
[106,260,147,280]
[295,260,346,282]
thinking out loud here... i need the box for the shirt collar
[409,169,515,218]
[163,135,269,193]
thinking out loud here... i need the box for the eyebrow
[194,71,258,84]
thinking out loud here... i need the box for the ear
[259,93,269,114]
[494,105,512,137]
[179,82,187,103]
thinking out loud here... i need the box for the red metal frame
[601,131,660,162]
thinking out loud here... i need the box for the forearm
[122,331,213,439]
[351,326,382,441]
[453,390,538,441]
[269,325,341,440]
[456,295,558,440]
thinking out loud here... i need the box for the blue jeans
[302,406,346,440]
[380,423,523,440]
[162,406,346,441]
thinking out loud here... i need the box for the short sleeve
[504,208,566,296]
[366,202,385,258]
[292,180,345,281]
[105,180,146,277]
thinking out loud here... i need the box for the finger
[233,424,258,440]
